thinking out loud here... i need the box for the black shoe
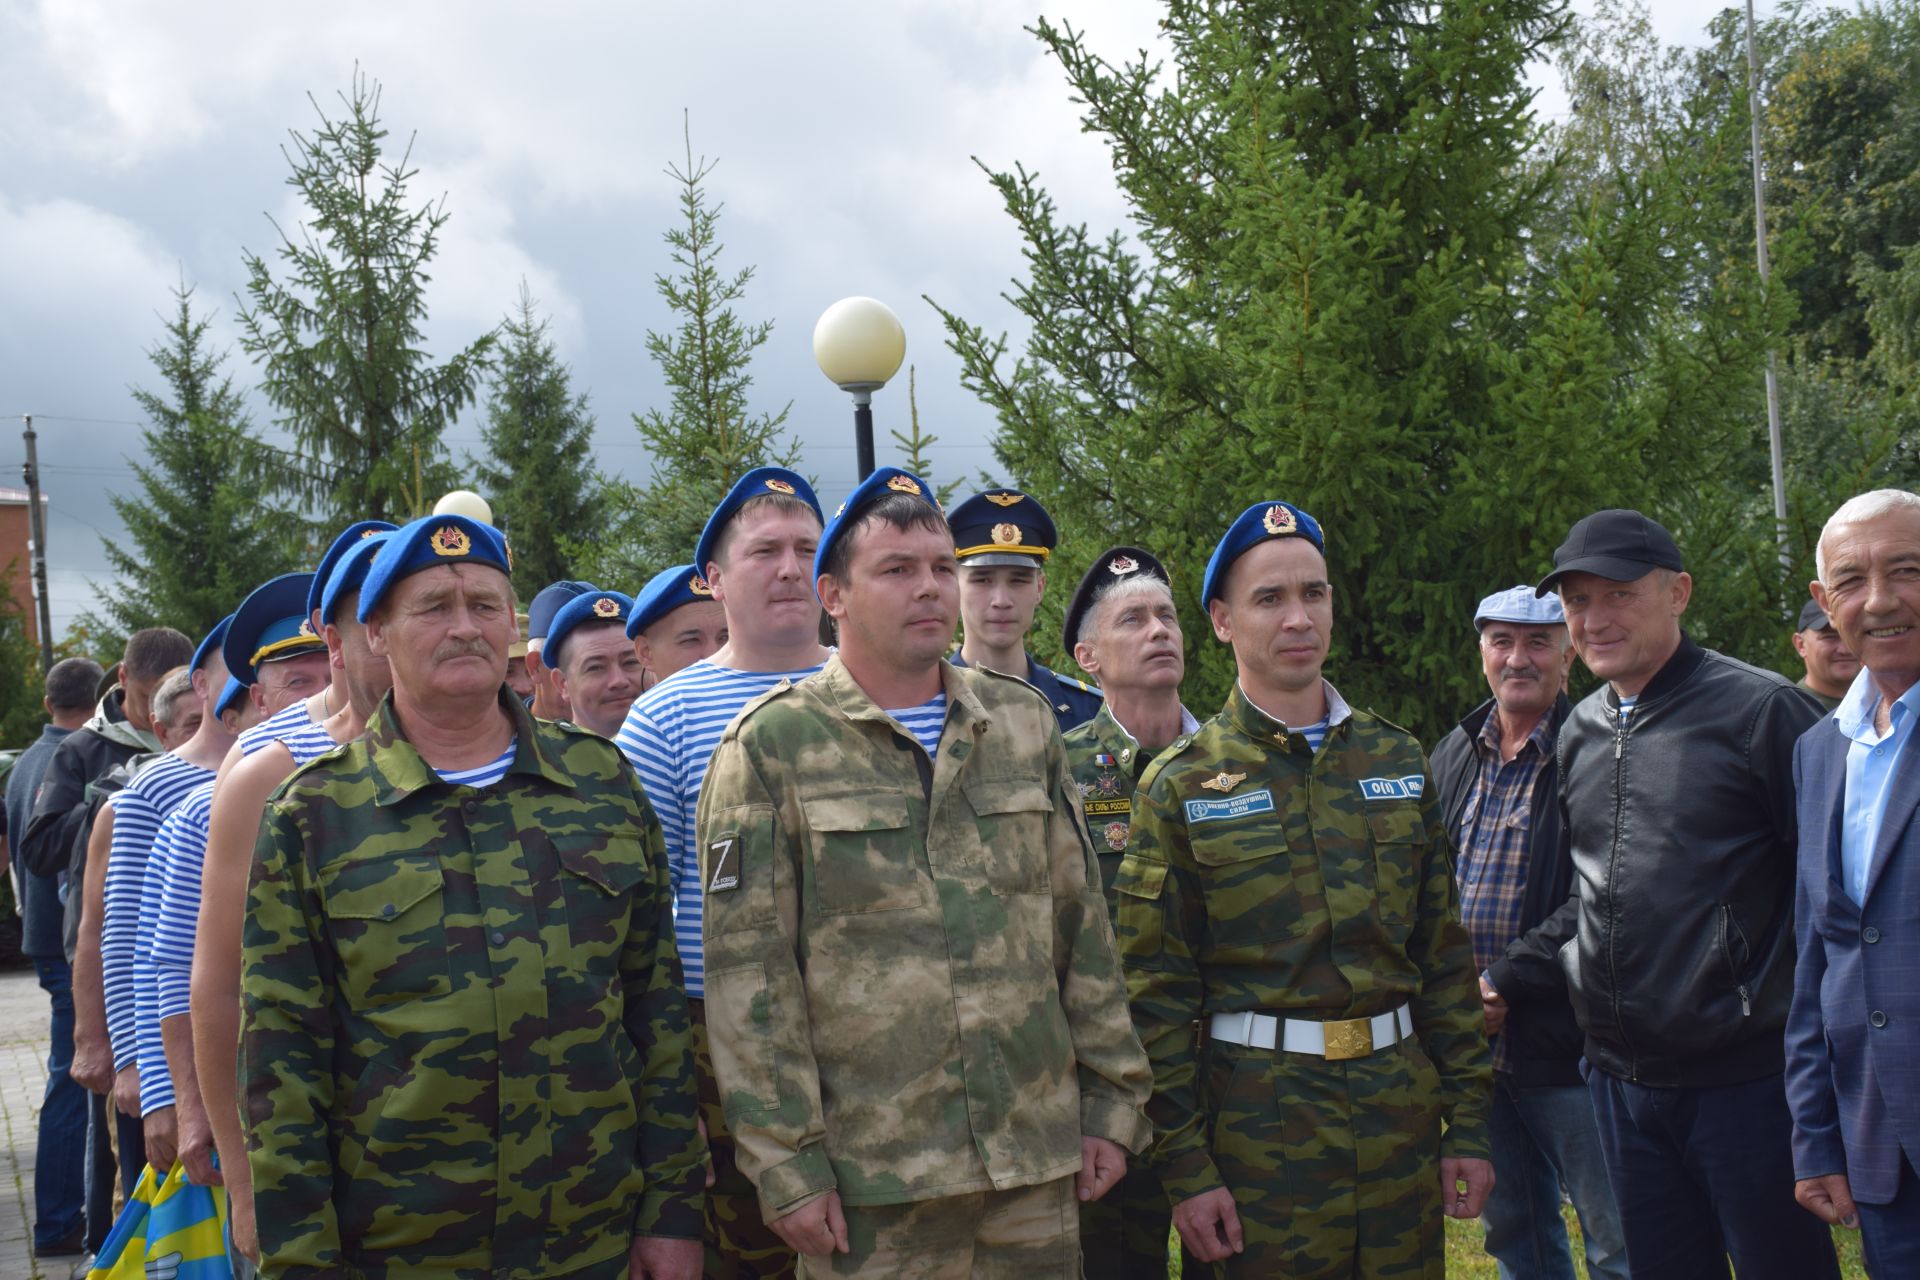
[34,1225,85,1257]
[67,1255,95,1280]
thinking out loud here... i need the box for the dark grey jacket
[1498,635,1823,1088]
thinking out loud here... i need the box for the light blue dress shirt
[1834,668,1920,904]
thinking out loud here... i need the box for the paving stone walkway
[0,963,64,1280]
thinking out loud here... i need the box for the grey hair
[150,666,198,730]
[1816,489,1920,582]
[1085,574,1177,644]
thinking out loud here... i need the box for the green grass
[1163,1208,1871,1276]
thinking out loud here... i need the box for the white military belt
[1209,1006,1414,1061]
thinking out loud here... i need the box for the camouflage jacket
[1116,682,1492,1202]
[241,691,704,1280]
[695,655,1151,1221]
[1063,702,1199,903]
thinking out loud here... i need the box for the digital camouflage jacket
[241,690,705,1280]
[1115,683,1491,1202]
[696,655,1152,1222]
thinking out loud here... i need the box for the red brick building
[0,487,49,650]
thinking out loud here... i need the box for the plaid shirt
[1451,710,1555,1074]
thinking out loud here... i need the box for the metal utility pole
[21,414,55,671]
[1746,0,1791,572]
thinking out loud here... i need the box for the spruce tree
[94,282,305,639]
[238,69,495,524]
[472,285,604,599]
[576,120,799,588]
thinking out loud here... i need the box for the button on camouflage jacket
[1115,683,1491,1202]
[240,691,705,1280]
[695,654,1152,1222]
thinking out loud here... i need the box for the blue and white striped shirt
[102,754,213,1072]
[614,657,826,999]
[433,740,517,788]
[238,698,336,761]
[136,781,214,1115]
[885,693,949,760]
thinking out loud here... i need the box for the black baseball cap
[1796,598,1830,632]
[1536,509,1684,597]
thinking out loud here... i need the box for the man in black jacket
[1431,585,1624,1280]
[1492,510,1838,1280]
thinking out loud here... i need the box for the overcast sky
[1,0,1773,639]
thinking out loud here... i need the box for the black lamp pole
[853,390,876,481]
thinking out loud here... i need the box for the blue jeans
[32,956,87,1248]
[1587,1069,1842,1280]
[1482,1076,1626,1280]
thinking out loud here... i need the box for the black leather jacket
[1491,635,1823,1088]
[1431,693,1581,1088]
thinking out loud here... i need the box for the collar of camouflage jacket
[362,687,572,804]
[814,652,993,737]
[1225,678,1353,745]
[1090,702,1201,780]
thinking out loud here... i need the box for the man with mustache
[696,467,1150,1276]
[1059,545,1198,1277]
[1430,586,1625,1280]
[239,513,704,1279]
[616,468,830,1279]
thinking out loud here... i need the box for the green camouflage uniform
[695,655,1152,1272]
[241,691,705,1280]
[1063,704,1188,1277]
[1117,684,1491,1279]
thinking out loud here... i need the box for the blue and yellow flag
[87,1163,231,1280]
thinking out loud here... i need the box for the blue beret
[1473,584,1565,631]
[356,515,512,623]
[947,488,1057,566]
[1200,501,1327,605]
[214,676,249,719]
[813,466,943,585]
[191,614,233,675]
[224,573,325,684]
[546,590,635,668]
[305,521,398,620]
[627,564,716,640]
[694,467,822,577]
[528,580,597,640]
[320,531,394,625]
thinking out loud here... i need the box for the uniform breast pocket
[1190,825,1299,946]
[319,854,452,1006]
[962,775,1052,895]
[1366,802,1424,926]
[554,836,648,964]
[801,794,926,916]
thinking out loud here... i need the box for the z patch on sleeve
[1357,775,1426,802]
[707,837,741,892]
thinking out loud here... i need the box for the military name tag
[1084,798,1131,816]
[707,838,740,892]
[1358,775,1426,802]
[1184,790,1276,824]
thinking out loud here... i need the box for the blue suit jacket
[1785,713,1920,1203]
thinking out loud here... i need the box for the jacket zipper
[1607,707,1639,1078]
[1720,904,1753,1016]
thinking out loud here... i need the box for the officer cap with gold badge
[694,467,824,579]
[627,564,715,641]
[356,514,512,622]
[305,520,399,621]
[1200,500,1326,604]
[545,589,635,667]
[223,572,327,685]
[813,466,943,585]
[946,487,1057,569]
[1062,545,1174,654]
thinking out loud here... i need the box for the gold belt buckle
[1322,1016,1373,1061]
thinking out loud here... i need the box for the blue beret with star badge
[545,589,635,668]
[356,514,512,623]
[627,564,715,641]
[1201,500,1327,605]
[812,466,943,587]
[694,467,823,580]
[947,487,1057,568]
[223,572,326,685]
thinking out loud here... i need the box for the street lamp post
[812,297,906,481]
